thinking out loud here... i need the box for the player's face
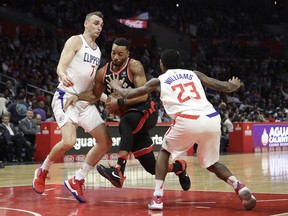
[85,15,103,38]
[111,45,129,67]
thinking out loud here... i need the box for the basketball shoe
[32,168,49,194]
[64,176,87,203]
[235,182,256,210]
[96,164,126,188]
[148,195,163,210]
[174,160,191,191]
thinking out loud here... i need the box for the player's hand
[105,94,119,114]
[228,76,241,89]
[60,74,74,87]
[107,73,124,90]
[64,95,78,110]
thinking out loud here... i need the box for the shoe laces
[152,195,163,204]
[39,169,50,181]
[76,179,85,194]
[107,162,116,169]
[235,182,245,199]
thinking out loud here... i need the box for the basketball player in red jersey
[65,38,191,191]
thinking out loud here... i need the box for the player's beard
[112,60,121,66]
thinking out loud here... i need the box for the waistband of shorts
[56,88,78,96]
[176,111,219,120]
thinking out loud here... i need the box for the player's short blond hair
[85,11,103,21]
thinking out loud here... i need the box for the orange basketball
[106,92,129,116]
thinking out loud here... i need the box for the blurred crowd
[1,0,288,159]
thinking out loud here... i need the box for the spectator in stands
[0,95,8,118]
[223,112,234,134]
[215,102,227,117]
[220,112,235,153]
[33,100,47,121]
[0,123,9,162]
[18,109,38,153]
[157,105,165,122]
[2,80,16,101]
[35,113,42,133]
[45,113,55,122]
[7,94,29,127]
[1,113,32,162]
[44,95,52,109]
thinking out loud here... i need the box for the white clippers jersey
[158,69,215,118]
[57,34,101,94]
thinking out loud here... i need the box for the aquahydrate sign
[65,124,168,155]
[252,124,288,148]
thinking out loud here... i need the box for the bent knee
[98,137,112,150]
[61,137,77,150]
[206,162,218,171]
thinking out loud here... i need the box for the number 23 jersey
[158,69,215,118]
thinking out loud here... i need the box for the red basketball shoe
[32,168,49,194]
[64,176,87,203]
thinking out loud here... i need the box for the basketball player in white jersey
[108,49,257,211]
[32,11,112,203]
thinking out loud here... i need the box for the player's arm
[124,60,148,105]
[92,67,106,101]
[111,78,160,99]
[194,71,241,93]
[57,36,82,87]
[64,67,106,109]
[77,66,106,102]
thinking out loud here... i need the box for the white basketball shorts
[162,112,221,168]
[51,89,104,132]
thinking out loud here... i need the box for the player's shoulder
[66,34,81,42]
[65,35,82,47]
[129,58,143,67]
[97,63,106,75]
[128,58,144,73]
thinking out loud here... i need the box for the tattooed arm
[109,77,160,99]
[194,71,241,93]
[124,59,148,104]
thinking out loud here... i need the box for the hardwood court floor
[0,152,288,216]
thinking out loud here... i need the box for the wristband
[117,98,126,106]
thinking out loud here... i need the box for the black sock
[117,157,127,174]
[172,161,182,173]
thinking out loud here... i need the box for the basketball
[106,92,129,116]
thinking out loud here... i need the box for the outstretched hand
[107,73,124,90]
[228,76,241,89]
[64,95,78,110]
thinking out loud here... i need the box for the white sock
[227,176,240,189]
[153,179,164,197]
[40,156,54,171]
[75,162,93,181]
